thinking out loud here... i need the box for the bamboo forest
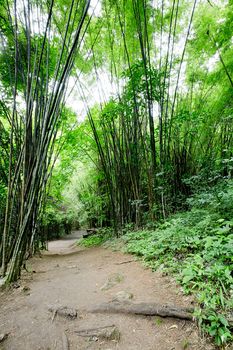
[0,0,232,349]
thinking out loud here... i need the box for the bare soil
[0,231,214,350]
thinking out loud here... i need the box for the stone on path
[75,325,120,342]
[100,273,124,291]
[112,291,134,302]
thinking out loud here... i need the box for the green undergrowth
[122,182,233,348]
[78,228,113,247]
[78,182,233,347]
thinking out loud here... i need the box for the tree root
[62,332,69,350]
[89,301,194,320]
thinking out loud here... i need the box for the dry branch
[115,260,135,265]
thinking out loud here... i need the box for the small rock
[67,265,78,269]
[89,336,98,342]
[0,278,5,287]
[48,306,77,320]
[76,325,120,342]
[12,282,20,289]
[112,291,133,303]
[101,273,124,291]
[22,286,30,292]
[58,307,77,319]
[99,326,120,341]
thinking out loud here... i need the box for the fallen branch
[51,309,57,322]
[115,260,135,265]
[89,301,194,320]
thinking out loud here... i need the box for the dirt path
[0,231,213,350]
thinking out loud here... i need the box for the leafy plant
[78,228,113,247]
[119,181,233,347]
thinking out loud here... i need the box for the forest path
[0,231,213,350]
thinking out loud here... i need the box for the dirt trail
[0,231,213,350]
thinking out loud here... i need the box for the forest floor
[0,231,215,350]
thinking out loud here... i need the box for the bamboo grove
[74,0,233,232]
[0,0,233,281]
[0,0,92,281]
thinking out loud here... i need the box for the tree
[0,0,91,281]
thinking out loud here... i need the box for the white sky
[88,0,102,17]
[66,69,123,122]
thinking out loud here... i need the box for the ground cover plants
[82,181,233,347]
[123,181,233,347]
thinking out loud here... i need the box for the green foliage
[79,235,105,247]
[40,197,73,241]
[59,161,108,228]
[79,228,113,247]
[154,316,163,326]
[122,60,163,103]
[121,181,233,347]
[195,309,232,347]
